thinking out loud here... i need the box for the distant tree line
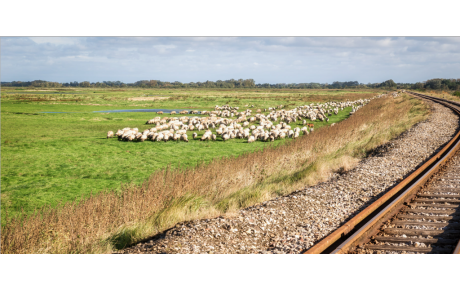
[2,78,459,91]
[1,79,256,89]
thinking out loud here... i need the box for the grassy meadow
[1,87,377,221]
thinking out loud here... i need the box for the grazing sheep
[180,134,189,142]
[248,136,255,143]
[262,133,269,142]
[201,133,211,141]
[301,126,309,135]
[112,97,378,145]
[170,111,177,115]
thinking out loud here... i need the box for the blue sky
[1,37,459,84]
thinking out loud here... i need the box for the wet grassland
[1,87,377,221]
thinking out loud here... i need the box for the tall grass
[418,90,460,103]
[1,94,429,254]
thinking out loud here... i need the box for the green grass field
[1,87,377,220]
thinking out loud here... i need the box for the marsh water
[41,109,197,114]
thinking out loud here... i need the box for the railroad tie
[435,178,460,182]
[409,203,459,208]
[403,208,458,214]
[392,220,460,229]
[426,188,460,193]
[373,236,458,245]
[364,245,433,253]
[418,194,460,198]
[433,183,460,187]
[383,228,460,237]
[396,214,459,221]
[413,198,460,203]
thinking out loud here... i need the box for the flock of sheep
[107,94,389,144]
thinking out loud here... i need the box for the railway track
[304,92,460,254]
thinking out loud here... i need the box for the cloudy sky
[1,37,459,84]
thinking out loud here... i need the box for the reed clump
[1,94,429,254]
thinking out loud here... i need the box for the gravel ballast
[117,100,459,254]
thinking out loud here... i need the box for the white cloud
[29,37,81,46]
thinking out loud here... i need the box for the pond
[7,92,64,94]
[93,109,194,113]
[40,109,199,114]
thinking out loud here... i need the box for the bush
[452,91,460,97]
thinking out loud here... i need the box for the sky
[1,37,459,84]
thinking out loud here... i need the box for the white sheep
[181,134,189,142]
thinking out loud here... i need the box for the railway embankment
[118,98,459,254]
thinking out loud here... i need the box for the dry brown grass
[419,90,460,103]
[1,94,429,254]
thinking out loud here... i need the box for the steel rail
[304,92,460,254]
[455,238,460,254]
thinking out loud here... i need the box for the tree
[425,79,442,90]
[379,79,396,88]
